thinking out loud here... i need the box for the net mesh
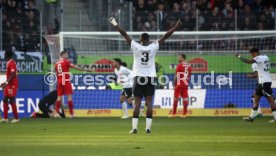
[45,31,276,112]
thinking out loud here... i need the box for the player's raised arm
[158,19,182,45]
[108,17,132,45]
[72,64,95,72]
[235,53,256,64]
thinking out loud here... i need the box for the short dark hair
[179,54,186,59]
[60,51,68,56]
[5,50,13,58]
[141,33,150,41]
[113,58,122,65]
[121,62,127,67]
[249,48,259,53]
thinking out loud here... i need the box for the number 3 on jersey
[57,64,63,73]
[141,51,149,65]
[264,61,270,71]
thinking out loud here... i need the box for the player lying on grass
[170,54,191,118]
[30,90,66,118]
[55,51,94,118]
[236,48,276,122]
[113,58,133,119]
[0,50,19,123]
[242,63,263,120]
[109,17,182,134]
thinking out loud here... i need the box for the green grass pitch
[0,117,276,156]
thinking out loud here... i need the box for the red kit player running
[171,54,192,118]
[0,50,19,123]
[55,51,94,118]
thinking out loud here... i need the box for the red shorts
[174,86,188,99]
[57,82,73,96]
[4,85,18,97]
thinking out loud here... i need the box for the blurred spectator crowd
[133,0,275,31]
[1,0,40,51]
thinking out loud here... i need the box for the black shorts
[121,88,133,98]
[133,76,156,98]
[255,82,273,97]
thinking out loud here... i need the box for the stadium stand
[132,0,275,31]
[1,0,40,51]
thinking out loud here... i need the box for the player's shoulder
[150,41,159,47]
[7,59,16,65]
[150,41,159,45]
[131,40,140,47]
[120,66,130,72]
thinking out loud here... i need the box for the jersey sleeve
[131,40,139,50]
[152,41,159,51]
[66,60,75,68]
[251,63,257,72]
[9,62,16,72]
[253,56,262,63]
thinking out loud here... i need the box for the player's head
[178,54,186,63]
[60,51,69,59]
[140,33,150,45]
[121,62,127,67]
[113,58,122,68]
[4,49,13,60]
[249,48,260,58]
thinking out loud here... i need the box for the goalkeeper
[30,90,65,118]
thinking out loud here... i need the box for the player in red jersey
[0,50,19,123]
[54,51,94,118]
[170,54,192,118]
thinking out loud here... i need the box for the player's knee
[3,97,8,103]
[133,110,139,118]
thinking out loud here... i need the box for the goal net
[45,31,276,117]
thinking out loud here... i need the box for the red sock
[68,101,74,115]
[183,100,188,115]
[55,100,61,113]
[3,102,8,119]
[172,100,178,115]
[11,103,19,119]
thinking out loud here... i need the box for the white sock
[272,111,276,120]
[132,118,138,130]
[249,109,258,119]
[257,105,262,114]
[146,118,152,130]
[122,101,128,116]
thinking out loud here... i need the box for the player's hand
[86,68,95,72]
[235,53,241,58]
[108,17,118,26]
[1,82,7,89]
[176,19,182,26]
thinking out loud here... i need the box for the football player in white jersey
[242,63,262,120]
[236,48,276,122]
[113,58,133,119]
[109,17,182,133]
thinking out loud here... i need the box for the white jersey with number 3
[253,55,272,83]
[131,40,159,77]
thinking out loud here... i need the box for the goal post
[45,31,276,117]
